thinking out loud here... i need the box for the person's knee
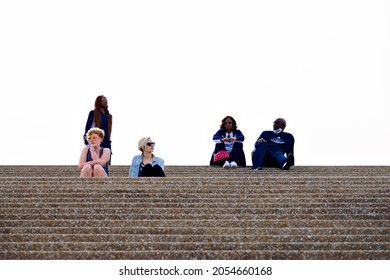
[253,142,267,156]
[233,142,243,149]
[143,164,153,172]
[214,143,225,152]
[93,165,107,176]
[254,142,267,149]
[81,164,93,173]
[216,143,225,148]
[152,165,165,177]
[152,165,163,171]
[140,164,153,177]
[93,165,104,172]
[80,164,93,177]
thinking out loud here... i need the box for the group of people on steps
[79,96,295,178]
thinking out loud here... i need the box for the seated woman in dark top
[210,115,246,168]
[129,137,165,177]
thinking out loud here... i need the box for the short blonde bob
[138,137,152,152]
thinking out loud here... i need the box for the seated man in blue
[210,115,246,168]
[129,137,165,177]
[252,118,294,171]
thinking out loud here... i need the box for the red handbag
[213,150,230,162]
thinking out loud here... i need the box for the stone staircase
[1,165,389,259]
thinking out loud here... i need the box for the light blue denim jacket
[129,154,165,177]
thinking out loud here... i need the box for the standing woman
[129,137,166,177]
[84,95,113,160]
[210,115,246,168]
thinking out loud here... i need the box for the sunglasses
[146,142,155,146]
[87,136,100,141]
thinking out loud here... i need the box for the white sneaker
[223,161,230,169]
[230,161,238,168]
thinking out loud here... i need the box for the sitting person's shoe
[252,167,262,171]
[282,154,295,170]
[223,161,230,169]
[230,161,238,168]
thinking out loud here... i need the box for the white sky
[1,0,389,166]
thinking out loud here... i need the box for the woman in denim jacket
[129,137,165,177]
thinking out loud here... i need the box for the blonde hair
[87,127,105,139]
[138,137,151,152]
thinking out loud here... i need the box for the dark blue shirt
[212,129,245,142]
[84,110,111,149]
[255,131,294,155]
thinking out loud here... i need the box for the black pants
[140,164,166,177]
[210,142,246,167]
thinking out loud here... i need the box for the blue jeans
[252,142,287,169]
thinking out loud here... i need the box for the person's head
[273,118,287,132]
[138,137,156,153]
[220,116,237,131]
[86,127,105,144]
[94,95,108,110]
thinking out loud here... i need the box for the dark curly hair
[220,115,238,130]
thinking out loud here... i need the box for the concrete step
[2,233,389,243]
[3,250,390,260]
[1,165,389,260]
[3,219,388,231]
[3,240,389,252]
[1,165,390,177]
